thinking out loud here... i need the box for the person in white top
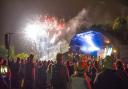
[69,70,90,89]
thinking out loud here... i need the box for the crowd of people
[0,53,128,89]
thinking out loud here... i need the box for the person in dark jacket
[52,53,69,89]
[24,54,34,89]
[36,61,47,89]
[125,64,128,73]
[93,56,121,89]
[66,61,74,77]
[11,58,21,89]
[115,61,128,89]
[87,60,97,86]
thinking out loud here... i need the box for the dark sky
[0,0,128,52]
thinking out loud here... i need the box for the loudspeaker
[5,34,10,49]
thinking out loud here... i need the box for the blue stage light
[70,31,105,56]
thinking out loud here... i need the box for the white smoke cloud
[64,8,90,42]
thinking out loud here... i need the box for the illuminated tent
[70,31,109,57]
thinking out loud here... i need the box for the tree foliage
[113,17,127,31]
[16,53,29,60]
[0,45,16,59]
[0,45,8,58]
[9,46,16,59]
[113,17,128,44]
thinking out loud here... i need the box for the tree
[16,53,29,60]
[88,24,112,32]
[9,46,16,60]
[113,17,128,44]
[113,17,127,31]
[0,45,16,60]
[0,45,8,58]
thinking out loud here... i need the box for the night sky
[0,0,128,52]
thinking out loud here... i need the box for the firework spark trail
[24,15,68,60]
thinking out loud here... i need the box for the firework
[24,15,68,60]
